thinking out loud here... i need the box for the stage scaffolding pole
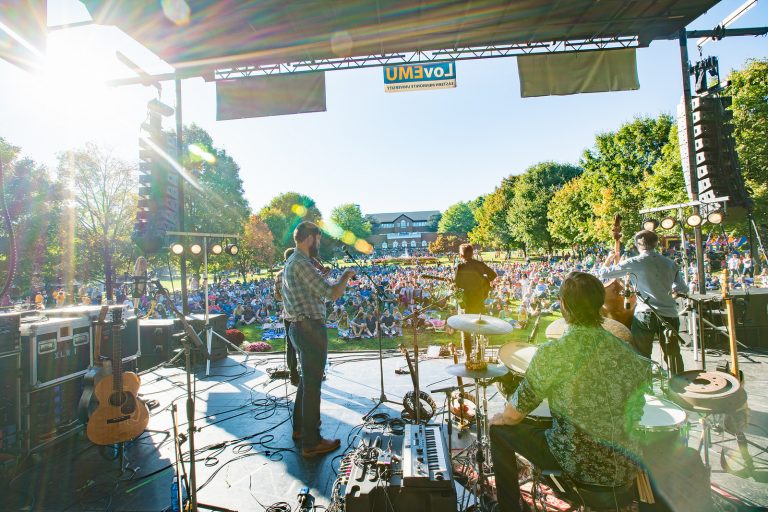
[175,76,189,315]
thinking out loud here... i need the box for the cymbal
[498,342,538,374]
[445,363,508,381]
[447,314,514,335]
[545,317,632,343]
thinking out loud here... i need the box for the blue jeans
[631,311,683,375]
[289,319,328,448]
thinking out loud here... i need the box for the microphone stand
[343,248,400,419]
[631,284,687,376]
[150,280,235,512]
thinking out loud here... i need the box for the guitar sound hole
[109,392,125,407]
[108,392,137,415]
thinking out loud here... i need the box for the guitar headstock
[612,213,623,242]
[112,306,123,325]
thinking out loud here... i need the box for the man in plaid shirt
[282,221,355,458]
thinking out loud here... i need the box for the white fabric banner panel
[216,73,327,120]
[517,49,639,98]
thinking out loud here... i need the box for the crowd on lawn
[16,243,767,340]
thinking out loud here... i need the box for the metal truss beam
[213,37,639,80]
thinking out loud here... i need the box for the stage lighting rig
[642,218,659,231]
[660,217,677,230]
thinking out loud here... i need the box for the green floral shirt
[510,325,650,485]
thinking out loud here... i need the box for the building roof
[81,0,719,75]
[367,211,441,224]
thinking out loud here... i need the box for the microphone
[622,274,632,310]
[132,256,148,310]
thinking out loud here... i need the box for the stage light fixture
[707,210,724,225]
[225,243,239,256]
[660,217,677,230]
[190,243,203,255]
[643,218,659,231]
[686,213,703,227]
[211,242,223,255]
[170,242,184,255]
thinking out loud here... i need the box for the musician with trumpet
[600,229,688,375]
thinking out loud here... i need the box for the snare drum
[635,395,688,449]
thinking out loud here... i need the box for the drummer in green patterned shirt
[489,272,650,512]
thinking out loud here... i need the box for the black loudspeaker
[731,289,768,349]
[24,375,84,452]
[138,319,177,371]
[0,312,21,355]
[0,353,21,451]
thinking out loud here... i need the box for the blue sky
[1,0,766,217]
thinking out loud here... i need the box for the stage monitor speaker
[731,289,768,349]
[24,375,84,452]
[0,312,21,355]
[188,314,228,360]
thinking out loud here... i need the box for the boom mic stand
[150,281,235,512]
[342,248,401,419]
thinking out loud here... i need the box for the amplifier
[23,375,84,452]
[138,319,177,371]
[0,312,21,355]
[343,428,456,512]
[47,305,139,362]
[21,317,92,389]
[0,353,21,451]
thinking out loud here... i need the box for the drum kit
[442,311,749,509]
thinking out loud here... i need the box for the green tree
[643,124,688,208]
[182,124,251,277]
[258,192,322,255]
[580,115,673,244]
[547,176,595,249]
[330,203,371,240]
[0,138,63,297]
[438,201,476,235]
[58,143,137,301]
[726,58,768,225]
[507,162,582,252]
[469,176,518,250]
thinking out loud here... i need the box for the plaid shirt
[281,250,332,321]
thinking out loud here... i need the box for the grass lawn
[237,310,562,353]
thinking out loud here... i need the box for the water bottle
[170,476,180,512]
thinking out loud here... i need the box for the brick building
[366,211,440,255]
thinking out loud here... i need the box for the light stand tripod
[342,248,400,419]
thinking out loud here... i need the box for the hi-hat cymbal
[447,314,514,335]
[498,342,538,374]
[545,317,632,343]
[445,363,508,381]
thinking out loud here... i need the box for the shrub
[225,329,246,344]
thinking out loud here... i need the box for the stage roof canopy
[81,0,721,75]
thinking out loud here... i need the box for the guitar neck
[111,310,123,392]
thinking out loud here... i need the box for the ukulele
[78,305,110,422]
[86,308,149,445]
[398,344,437,422]
[448,344,476,429]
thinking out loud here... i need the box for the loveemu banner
[383,62,457,93]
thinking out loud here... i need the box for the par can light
[686,213,703,227]
[170,242,184,255]
[190,243,203,255]
[642,218,659,231]
[211,243,223,255]
[707,210,724,225]
[660,217,677,230]
[225,244,239,256]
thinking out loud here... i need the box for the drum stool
[535,467,635,511]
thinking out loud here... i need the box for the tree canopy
[438,201,477,235]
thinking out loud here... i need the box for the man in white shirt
[601,230,688,374]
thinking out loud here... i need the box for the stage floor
[3,340,768,511]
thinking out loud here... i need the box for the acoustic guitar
[602,213,636,328]
[86,308,149,445]
[78,305,110,422]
